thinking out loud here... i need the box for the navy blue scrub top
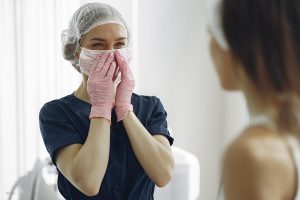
[39,92,174,200]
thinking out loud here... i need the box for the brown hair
[221,0,300,134]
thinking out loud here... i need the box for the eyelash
[93,43,104,47]
[92,42,125,47]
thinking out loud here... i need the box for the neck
[74,77,90,104]
[243,89,269,119]
[238,71,269,118]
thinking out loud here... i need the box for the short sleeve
[39,102,84,166]
[146,97,174,145]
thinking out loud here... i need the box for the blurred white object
[8,158,64,200]
[154,146,201,200]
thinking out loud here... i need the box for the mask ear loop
[75,34,87,72]
[76,33,88,58]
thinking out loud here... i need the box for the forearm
[71,118,110,191]
[122,111,174,187]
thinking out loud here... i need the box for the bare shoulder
[225,126,292,162]
[223,126,296,200]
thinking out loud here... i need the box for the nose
[106,43,114,50]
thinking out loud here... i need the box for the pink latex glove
[87,52,117,121]
[114,50,135,122]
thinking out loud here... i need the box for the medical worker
[39,3,174,200]
[208,0,300,199]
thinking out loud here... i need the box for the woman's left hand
[114,50,135,122]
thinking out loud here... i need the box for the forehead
[84,23,127,39]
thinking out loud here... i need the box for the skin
[209,35,297,200]
[56,24,174,196]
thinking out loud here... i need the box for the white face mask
[78,47,132,77]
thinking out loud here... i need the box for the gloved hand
[114,50,135,122]
[87,52,116,122]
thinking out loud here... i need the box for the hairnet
[61,3,131,72]
[207,0,229,50]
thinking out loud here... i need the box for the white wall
[136,1,225,199]
[136,0,250,199]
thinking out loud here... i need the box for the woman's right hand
[87,52,116,122]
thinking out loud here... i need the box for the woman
[39,3,174,200]
[208,0,300,199]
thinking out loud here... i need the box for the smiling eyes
[92,42,126,48]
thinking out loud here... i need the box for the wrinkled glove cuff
[115,104,133,122]
[89,105,112,123]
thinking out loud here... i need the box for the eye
[92,42,105,47]
[115,42,126,46]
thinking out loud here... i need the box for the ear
[75,48,81,60]
[210,36,240,91]
[75,37,83,60]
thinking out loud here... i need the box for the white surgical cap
[207,0,229,50]
[61,3,131,72]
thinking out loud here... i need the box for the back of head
[61,3,130,72]
[221,0,300,135]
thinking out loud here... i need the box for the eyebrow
[90,37,127,42]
